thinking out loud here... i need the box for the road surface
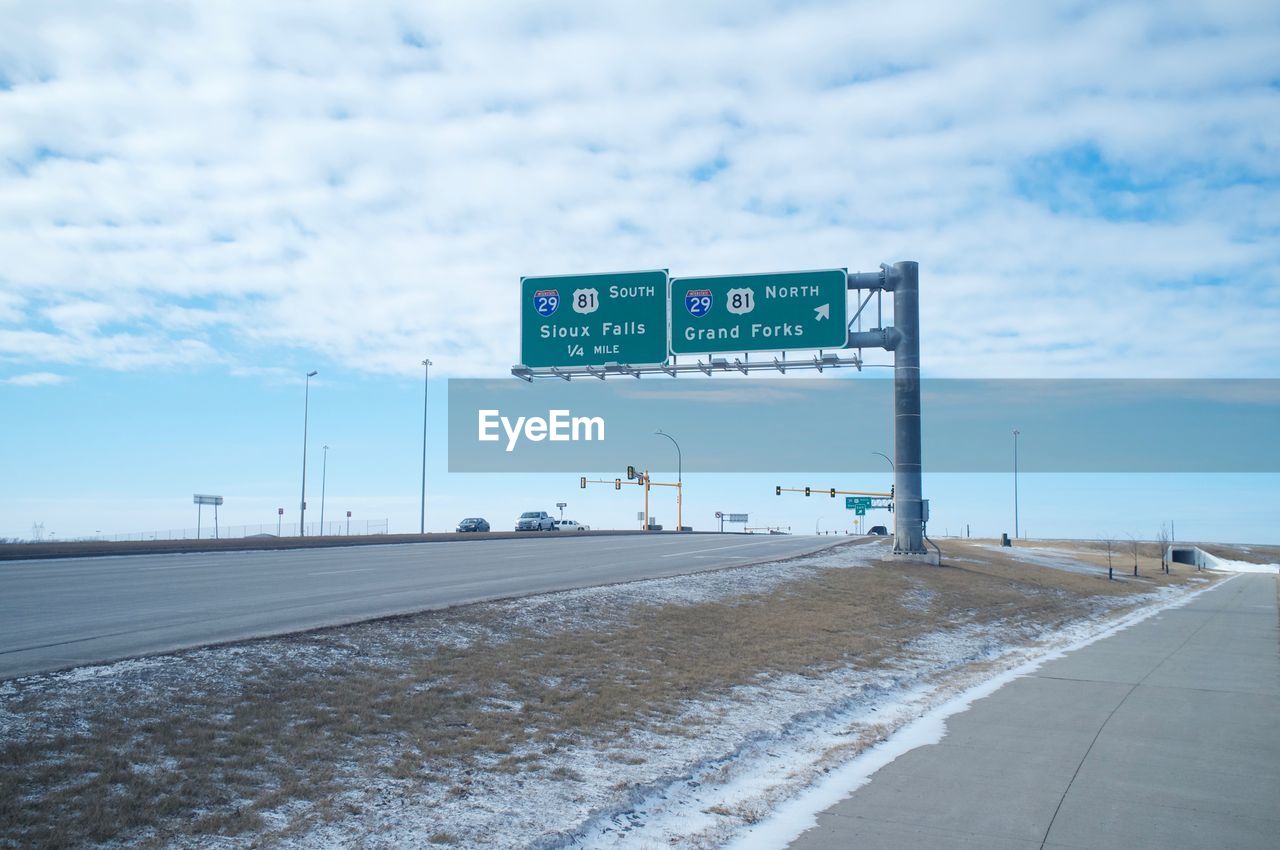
[1,533,855,680]
[787,572,1279,849]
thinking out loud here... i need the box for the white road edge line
[307,568,375,576]
[661,540,822,558]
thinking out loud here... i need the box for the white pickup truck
[515,511,556,531]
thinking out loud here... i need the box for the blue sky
[2,1,1278,542]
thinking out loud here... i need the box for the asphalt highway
[0,533,855,680]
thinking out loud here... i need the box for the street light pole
[421,358,432,534]
[1013,428,1021,539]
[300,370,318,537]
[320,445,329,535]
[655,429,682,531]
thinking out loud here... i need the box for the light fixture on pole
[421,357,432,534]
[872,451,894,471]
[320,445,329,536]
[655,429,683,531]
[300,370,317,537]
[1013,428,1021,539]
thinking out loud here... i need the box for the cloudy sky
[2,1,1278,540]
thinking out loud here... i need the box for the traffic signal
[627,465,636,481]
[804,486,811,497]
[580,476,587,489]
[829,488,836,498]
[615,478,622,490]
[775,486,781,496]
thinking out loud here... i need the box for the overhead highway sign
[670,269,847,355]
[520,270,668,369]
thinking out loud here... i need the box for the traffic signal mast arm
[775,487,892,498]
[579,470,681,530]
[580,476,644,489]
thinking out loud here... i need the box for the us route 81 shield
[685,288,713,317]
[532,289,559,317]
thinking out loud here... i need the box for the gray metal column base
[893,551,940,566]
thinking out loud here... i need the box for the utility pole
[421,357,432,534]
[300,370,318,537]
[1013,428,1021,539]
[320,445,329,535]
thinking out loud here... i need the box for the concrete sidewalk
[786,574,1280,849]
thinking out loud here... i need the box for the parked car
[456,517,490,533]
[515,511,556,531]
[555,519,589,532]
[868,525,889,535]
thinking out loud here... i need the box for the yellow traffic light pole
[581,470,682,530]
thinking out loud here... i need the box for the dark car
[456,517,490,533]
[868,525,889,535]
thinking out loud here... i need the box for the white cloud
[3,371,66,386]
[0,0,1277,379]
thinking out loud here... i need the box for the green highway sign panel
[855,507,866,516]
[846,496,873,510]
[670,269,847,355]
[520,270,669,368]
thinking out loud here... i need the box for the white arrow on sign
[814,303,830,321]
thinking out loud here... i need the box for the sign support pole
[891,262,924,554]
[848,261,925,554]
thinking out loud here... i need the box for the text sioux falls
[538,321,645,359]
[478,409,606,452]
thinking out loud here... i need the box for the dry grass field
[0,538,1222,849]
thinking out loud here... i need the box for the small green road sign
[670,269,847,355]
[520,270,669,369]
[855,507,866,516]
[846,496,873,510]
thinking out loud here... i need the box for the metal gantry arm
[513,352,863,381]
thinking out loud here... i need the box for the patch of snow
[898,584,936,613]
[1201,551,1279,574]
[972,543,1121,578]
